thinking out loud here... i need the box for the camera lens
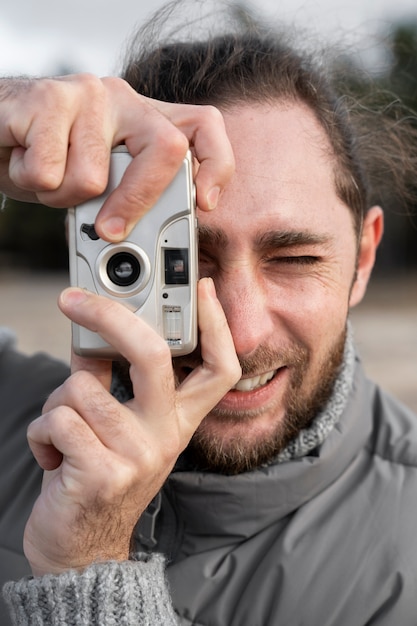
[107,252,141,287]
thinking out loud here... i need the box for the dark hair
[121,0,417,237]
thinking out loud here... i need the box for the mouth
[175,361,287,416]
[178,365,279,392]
[214,366,287,415]
[232,369,277,392]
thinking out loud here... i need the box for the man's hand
[24,278,241,577]
[0,74,235,240]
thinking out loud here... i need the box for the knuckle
[73,72,105,92]
[198,104,224,127]
[140,439,178,477]
[144,339,172,370]
[72,170,108,198]
[158,126,189,159]
[73,74,109,120]
[118,181,153,211]
[10,75,110,195]
[199,103,232,132]
[20,159,62,191]
[219,152,236,180]
[62,370,99,402]
[87,396,121,436]
[86,294,120,326]
[101,75,129,94]
[119,135,189,213]
[41,405,81,440]
[30,76,78,116]
[43,73,107,111]
[146,124,189,166]
[99,462,137,498]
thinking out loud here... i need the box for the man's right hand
[24,278,241,577]
[0,74,235,241]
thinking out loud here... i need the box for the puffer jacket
[0,330,70,625]
[137,356,417,625]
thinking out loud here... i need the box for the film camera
[68,146,198,358]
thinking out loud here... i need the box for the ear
[349,205,384,308]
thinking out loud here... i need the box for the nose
[214,270,274,358]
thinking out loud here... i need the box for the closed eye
[267,255,320,265]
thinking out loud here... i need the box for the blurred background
[0,0,416,411]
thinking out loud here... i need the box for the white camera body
[68,146,198,359]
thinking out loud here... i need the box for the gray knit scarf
[274,323,356,464]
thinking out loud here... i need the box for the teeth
[233,370,276,392]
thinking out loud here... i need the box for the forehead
[199,102,354,239]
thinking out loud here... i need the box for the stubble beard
[182,327,347,475]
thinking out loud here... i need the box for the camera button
[81,223,100,241]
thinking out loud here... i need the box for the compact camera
[68,146,198,359]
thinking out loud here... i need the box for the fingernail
[60,288,90,307]
[100,217,127,240]
[207,186,220,210]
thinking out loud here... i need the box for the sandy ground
[1,269,416,412]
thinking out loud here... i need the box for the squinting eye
[199,251,218,273]
[269,256,319,265]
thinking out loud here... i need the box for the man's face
[174,101,360,473]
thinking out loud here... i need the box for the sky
[1,0,417,78]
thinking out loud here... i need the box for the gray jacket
[0,330,69,625]
[2,330,417,625]
[155,358,417,625]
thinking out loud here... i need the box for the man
[2,3,417,624]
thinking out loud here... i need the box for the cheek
[268,277,350,350]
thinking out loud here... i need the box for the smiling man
[174,101,380,475]
[2,2,417,625]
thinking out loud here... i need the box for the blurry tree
[389,23,417,110]
[332,21,417,276]
[382,21,417,274]
[0,198,68,270]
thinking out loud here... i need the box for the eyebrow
[198,224,331,251]
[198,225,229,248]
[254,230,331,251]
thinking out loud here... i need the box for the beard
[176,326,347,475]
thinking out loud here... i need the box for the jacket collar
[163,355,373,543]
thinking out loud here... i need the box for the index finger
[95,95,235,241]
[151,100,235,212]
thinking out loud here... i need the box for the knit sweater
[4,556,177,625]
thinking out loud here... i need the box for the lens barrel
[107,252,141,287]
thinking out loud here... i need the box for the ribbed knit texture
[274,323,356,463]
[3,555,178,626]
